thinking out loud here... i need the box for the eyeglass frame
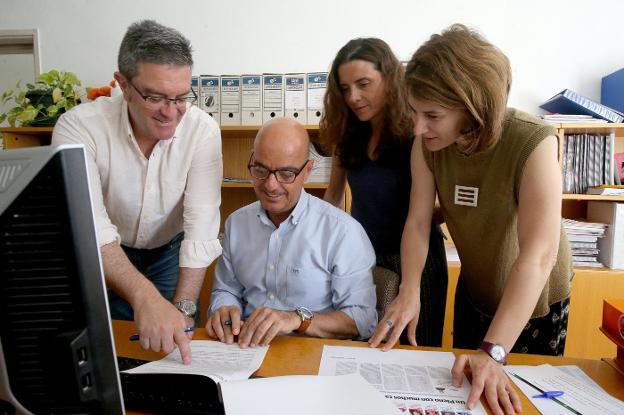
[127,79,198,108]
[247,152,310,184]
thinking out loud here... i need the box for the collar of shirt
[119,98,179,158]
[256,189,310,229]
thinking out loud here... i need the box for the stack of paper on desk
[123,340,268,384]
[319,345,486,414]
[220,373,401,415]
[506,364,624,415]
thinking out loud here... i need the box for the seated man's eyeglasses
[128,80,197,108]
[247,153,309,184]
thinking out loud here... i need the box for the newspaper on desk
[123,340,268,384]
[319,345,486,414]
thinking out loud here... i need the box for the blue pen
[532,390,565,399]
[129,327,195,341]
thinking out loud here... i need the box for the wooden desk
[113,320,624,414]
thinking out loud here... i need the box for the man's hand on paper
[368,290,421,351]
[237,307,300,348]
[133,293,193,365]
[452,351,522,415]
[206,305,244,344]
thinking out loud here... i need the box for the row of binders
[190,73,328,126]
[562,133,618,194]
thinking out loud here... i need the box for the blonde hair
[405,24,511,154]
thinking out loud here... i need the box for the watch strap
[295,307,313,333]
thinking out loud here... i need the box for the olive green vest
[423,109,573,318]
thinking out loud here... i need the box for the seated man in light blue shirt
[206,117,377,347]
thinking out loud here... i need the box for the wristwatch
[295,307,314,333]
[479,341,508,365]
[174,299,197,318]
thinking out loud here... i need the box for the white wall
[1,0,623,113]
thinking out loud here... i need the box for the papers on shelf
[318,345,486,414]
[307,142,331,183]
[123,340,268,384]
[562,218,608,267]
[538,114,608,124]
[506,364,624,415]
[220,373,401,415]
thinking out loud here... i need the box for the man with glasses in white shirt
[206,118,377,347]
[52,20,222,364]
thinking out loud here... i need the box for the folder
[284,73,307,124]
[190,76,199,107]
[306,72,327,124]
[587,201,624,269]
[602,68,624,113]
[220,75,241,126]
[241,75,262,126]
[540,89,624,123]
[199,75,220,124]
[262,74,284,124]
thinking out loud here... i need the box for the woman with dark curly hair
[321,37,447,347]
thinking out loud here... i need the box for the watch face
[177,300,197,317]
[491,345,505,361]
[297,307,313,320]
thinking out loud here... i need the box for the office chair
[372,266,400,321]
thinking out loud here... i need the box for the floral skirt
[453,283,570,356]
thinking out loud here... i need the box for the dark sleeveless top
[347,139,413,255]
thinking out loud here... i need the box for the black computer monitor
[0,145,123,414]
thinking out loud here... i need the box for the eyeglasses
[247,153,309,184]
[128,80,197,108]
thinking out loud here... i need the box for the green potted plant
[0,70,82,127]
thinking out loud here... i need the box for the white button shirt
[52,95,223,268]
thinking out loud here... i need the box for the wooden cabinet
[0,125,342,224]
[1,127,53,149]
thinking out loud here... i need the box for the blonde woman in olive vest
[369,24,573,415]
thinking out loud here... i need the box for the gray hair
[118,20,193,80]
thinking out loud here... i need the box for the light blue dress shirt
[209,190,378,339]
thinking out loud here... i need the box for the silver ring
[385,319,394,328]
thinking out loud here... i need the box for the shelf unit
[556,123,624,219]
[0,125,344,220]
[2,122,623,359]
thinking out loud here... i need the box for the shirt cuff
[179,239,222,268]
[208,294,243,316]
[96,227,120,248]
[340,306,378,340]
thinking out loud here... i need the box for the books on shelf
[540,89,624,123]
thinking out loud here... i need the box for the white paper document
[319,345,486,414]
[221,373,401,415]
[506,364,624,415]
[123,340,268,384]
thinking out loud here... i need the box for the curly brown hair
[405,24,511,155]
[319,38,412,169]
